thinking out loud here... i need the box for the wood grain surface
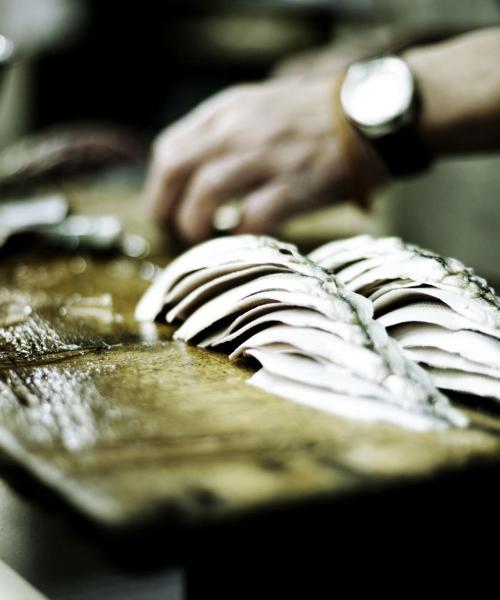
[1,177,500,529]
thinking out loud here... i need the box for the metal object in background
[37,214,123,252]
[0,193,68,245]
[0,125,146,192]
[0,34,15,95]
[0,193,149,257]
[0,34,15,65]
[38,214,150,257]
[0,560,48,600]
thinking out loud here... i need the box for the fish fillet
[312,235,500,401]
[136,235,467,430]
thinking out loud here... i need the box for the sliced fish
[136,235,322,321]
[206,308,367,349]
[311,235,500,403]
[246,348,393,401]
[373,287,500,337]
[166,265,284,322]
[165,262,285,305]
[405,347,500,379]
[249,364,453,432]
[198,302,285,348]
[173,272,361,342]
[136,234,468,430]
[391,324,500,368]
[230,325,388,381]
[308,234,404,271]
[378,302,478,332]
[428,368,500,400]
[311,235,500,329]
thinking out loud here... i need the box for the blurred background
[1,3,500,598]
[1,0,500,278]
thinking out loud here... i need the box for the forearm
[146,28,500,241]
[404,27,500,155]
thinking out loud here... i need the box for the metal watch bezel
[340,56,417,138]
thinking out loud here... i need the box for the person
[145,26,500,244]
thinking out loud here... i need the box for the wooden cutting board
[1,179,500,529]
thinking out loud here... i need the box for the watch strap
[369,97,433,176]
[333,74,384,210]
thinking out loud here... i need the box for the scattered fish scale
[136,235,466,431]
[310,235,500,402]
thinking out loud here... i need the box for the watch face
[341,56,415,136]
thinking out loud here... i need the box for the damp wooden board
[1,182,500,529]
[2,253,500,528]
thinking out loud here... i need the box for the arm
[405,27,500,154]
[145,27,500,244]
[271,26,400,80]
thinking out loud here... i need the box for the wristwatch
[340,55,433,177]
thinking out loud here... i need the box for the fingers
[236,173,341,235]
[145,94,234,233]
[145,133,224,233]
[144,78,356,242]
[175,151,272,243]
[145,86,256,234]
[145,152,194,234]
[236,182,291,234]
[234,137,346,235]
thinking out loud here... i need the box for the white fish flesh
[136,235,322,321]
[248,355,453,432]
[173,273,362,342]
[378,302,482,332]
[246,348,394,401]
[230,325,388,381]
[405,347,500,379]
[427,368,500,400]
[391,324,500,368]
[203,308,367,349]
[136,235,467,430]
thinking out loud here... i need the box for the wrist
[403,28,500,155]
[332,74,388,209]
[338,55,433,183]
[402,46,453,155]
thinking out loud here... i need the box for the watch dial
[341,57,414,132]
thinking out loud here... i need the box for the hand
[145,78,386,244]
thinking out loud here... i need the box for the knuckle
[193,164,224,196]
[219,83,256,105]
[151,149,183,183]
[176,207,205,243]
[152,128,175,156]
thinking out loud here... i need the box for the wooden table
[1,173,500,597]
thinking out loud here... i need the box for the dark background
[31,1,339,137]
